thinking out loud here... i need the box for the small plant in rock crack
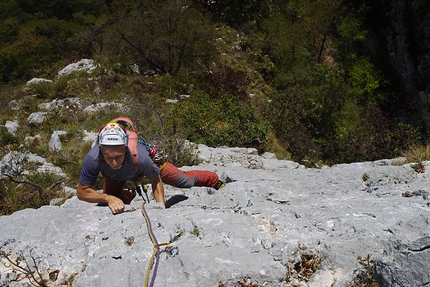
[190,221,201,239]
[124,236,135,246]
[362,173,369,181]
[0,247,58,287]
[237,276,259,287]
[218,276,259,287]
[285,245,322,283]
[411,161,425,173]
[170,225,185,243]
[350,254,379,287]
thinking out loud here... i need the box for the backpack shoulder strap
[110,117,139,171]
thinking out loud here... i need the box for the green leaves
[168,92,269,149]
[349,57,385,104]
[111,0,216,76]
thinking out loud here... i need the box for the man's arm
[151,175,165,208]
[77,183,125,214]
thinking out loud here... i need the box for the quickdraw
[135,183,150,204]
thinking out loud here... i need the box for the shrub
[0,170,65,215]
[401,142,430,164]
[0,125,18,148]
[349,57,386,104]
[29,80,54,99]
[324,102,394,164]
[167,92,269,150]
[51,135,91,183]
[263,61,407,166]
[351,254,379,287]
[158,138,201,168]
[205,66,251,101]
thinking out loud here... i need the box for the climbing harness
[137,186,178,287]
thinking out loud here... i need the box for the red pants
[103,178,134,204]
[160,162,219,188]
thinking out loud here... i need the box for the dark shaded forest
[1,0,429,166]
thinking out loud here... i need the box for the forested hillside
[1,0,429,166]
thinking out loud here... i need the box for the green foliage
[29,80,54,98]
[333,100,388,158]
[15,0,107,20]
[190,221,201,238]
[0,169,65,215]
[0,0,108,83]
[52,139,92,183]
[265,64,345,164]
[401,141,430,165]
[205,66,251,101]
[24,171,55,188]
[262,13,311,85]
[168,92,269,149]
[159,138,201,168]
[349,57,386,104]
[0,0,424,182]
[110,0,217,76]
[362,173,369,181]
[264,59,410,166]
[258,0,404,165]
[411,161,425,173]
[197,0,271,28]
[0,18,82,82]
[0,0,20,21]
[0,126,18,147]
[170,228,185,243]
[260,0,344,83]
[334,4,369,72]
[0,17,19,46]
[351,254,379,287]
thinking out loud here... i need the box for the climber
[109,116,226,190]
[77,121,165,214]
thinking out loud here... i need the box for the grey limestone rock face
[373,217,430,287]
[0,145,430,286]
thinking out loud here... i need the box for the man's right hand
[106,194,125,214]
[77,183,125,214]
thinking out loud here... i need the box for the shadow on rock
[166,195,189,208]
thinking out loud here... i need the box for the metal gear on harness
[134,182,150,203]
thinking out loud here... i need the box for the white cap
[98,122,128,145]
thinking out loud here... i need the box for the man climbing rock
[77,121,165,214]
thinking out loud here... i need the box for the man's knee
[175,174,198,188]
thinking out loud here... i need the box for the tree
[110,0,216,76]
[195,0,271,28]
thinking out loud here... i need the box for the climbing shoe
[214,180,226,190]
